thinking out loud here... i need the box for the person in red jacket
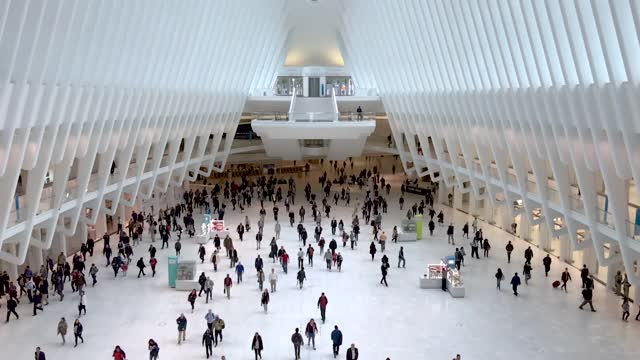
[149,257,158,277]
[112,345,126,360]
[224,275,233,299]
[317,292,328,323]
[281,252,289,274]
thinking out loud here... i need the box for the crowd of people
[1,155,637,359]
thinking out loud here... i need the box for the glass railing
[249,112,377,122]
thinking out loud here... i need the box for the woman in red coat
[112,345,126,360]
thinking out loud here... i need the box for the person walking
[580,264,590,288]
[136,257,146,278]
[622,274,631,299]
[202,328,214,359]
[5,296,19,322]
[447,223,454,244]
[325,250,333,270]
[297,248,305,269]
[235,261,245,283]
[307,245,315,267]
[379,231,387,252]
[34,346,46,360]
[291,328,304,359]
[78,290,87,316]
[297,266,306,289]
[57,317,68,345]
[622,298,631,321]
[330,325,343,358]
[346,343,359,360]
[112,346,127,360]
[511,273,521,296]
[89,264,99,286]
[317,292,329,323]
[204,277,214,303]
[148,339,160,360]
[579,287,596,312]
[505,241,514,263]
[73,319,84,347]
[269,268,277,292]
[224,274,232,299]
[205,309,216,332]
[212,316,225,346]
[542,255,552,277]
[261,289,270,313]
[188,289,197,312]
[560,268,572,292]
[482,238,491,257]
[495,268,504,290]
[523,262,532,285]
[305,318,318,350]
[251,332,264,360]
[176,313,187,344]
[369,241,377,261]
[257,269,265,291]
[380,262,389,287]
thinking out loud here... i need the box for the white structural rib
[0,0,287,265]
[339,0,640,285]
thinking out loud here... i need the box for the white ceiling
[283,0,345,67]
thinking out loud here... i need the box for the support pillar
[538,222,551,250]
[581,243,598,274]
[453,186,463,211]
[95,210,107,237]
[607,261,623,292]
[303,77,309,97]
[438,180,449,206]
[558,234,572,263]
[520,212,531,241]
[0,244,18,280]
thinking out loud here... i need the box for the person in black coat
[369,242,377,261]
[542,255,552,277]
[136,258,146,278]
[202,329,214,359]
[346,343,359,360]
[251,332,263,360]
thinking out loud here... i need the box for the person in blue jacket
[330,325,343,358]
[235,262,245,283]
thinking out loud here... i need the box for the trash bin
[168,256,178,288]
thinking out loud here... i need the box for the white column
[303,77,309,97]
[519,213,530,241]
[320,76,326,97]
[559,234,572,262]
[538,222,551,250]
[581,243,598,273]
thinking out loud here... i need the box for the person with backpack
[176,313,187,344]
[261,289,270,313]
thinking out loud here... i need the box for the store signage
[405,185,429,196]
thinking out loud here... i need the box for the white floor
[1,158,640,360]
